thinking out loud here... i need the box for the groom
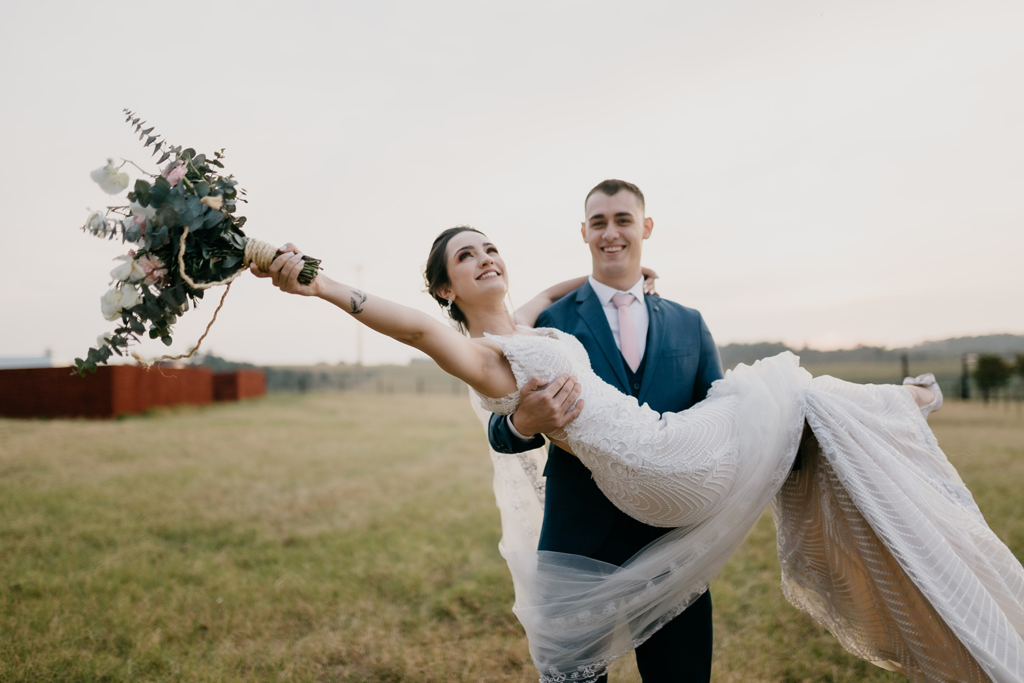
[487,179,723,682]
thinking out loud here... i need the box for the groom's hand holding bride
[509,374,584,438]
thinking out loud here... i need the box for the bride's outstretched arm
[252,246,518,399]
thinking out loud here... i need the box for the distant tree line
[717,334,1024,369]
[973,353,1024,402]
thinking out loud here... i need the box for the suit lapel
[637,294,663,407]
[575,283,629,393]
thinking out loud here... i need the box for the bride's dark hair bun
[424,226,485,331]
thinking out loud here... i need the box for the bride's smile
[435,230,516,336]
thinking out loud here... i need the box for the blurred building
[0,351,57,369]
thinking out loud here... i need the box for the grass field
[1,393,1021,682]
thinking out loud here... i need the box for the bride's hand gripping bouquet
[75,111,320,375]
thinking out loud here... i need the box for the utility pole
[961,353,973,401]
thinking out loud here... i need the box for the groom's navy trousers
[488,282,723,683]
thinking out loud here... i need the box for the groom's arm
[692,313,724,403]
[488,411,546,454]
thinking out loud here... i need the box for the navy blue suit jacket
[487,281,723,560]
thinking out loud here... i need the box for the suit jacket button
[633,382,641,390]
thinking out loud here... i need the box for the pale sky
[1,0,1021,366]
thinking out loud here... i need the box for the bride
[254,229,1024,683]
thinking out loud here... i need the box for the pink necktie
[611,293,640,373]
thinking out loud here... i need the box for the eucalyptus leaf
[156,205,179,227]
[203,210,224,229]
[150,177,170,205]
[133,179,151,205]
[169,195,188,216]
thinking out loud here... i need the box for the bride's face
[443,231,509,309]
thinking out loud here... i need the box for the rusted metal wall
[212,370,266,402]
[0,366,214,419]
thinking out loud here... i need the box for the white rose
[129,201,156,220]
[119,284,143,309]
[128,261,147,282]
[96,333,113,347]
[110,262,133,282]
[100,284,142,320]
[100,288,125,321]
[90,158,130,195]
[109,255,147,283]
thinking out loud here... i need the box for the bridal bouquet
[75,111,320,375]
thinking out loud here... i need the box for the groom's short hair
[585,179,645,213]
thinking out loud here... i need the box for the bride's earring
[446,297,454,313]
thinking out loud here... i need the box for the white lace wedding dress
[474,328,1024,683]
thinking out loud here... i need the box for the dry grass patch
[0,395,1020,682]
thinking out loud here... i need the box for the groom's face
[581,191,653,288]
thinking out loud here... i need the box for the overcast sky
[1,0,1021,366]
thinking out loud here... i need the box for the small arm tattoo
[349,289,368,315]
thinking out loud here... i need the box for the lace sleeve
[475,390,520,415]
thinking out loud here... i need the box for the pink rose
[146,268,169,287]
[137,254,169,286]
[164,161,187,187]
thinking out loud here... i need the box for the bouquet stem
[175,230,321,290]
[244,239,321,285]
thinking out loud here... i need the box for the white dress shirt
[508,275,648,440]
[586,275,649,362]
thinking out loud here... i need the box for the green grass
[1,395,1021,682]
